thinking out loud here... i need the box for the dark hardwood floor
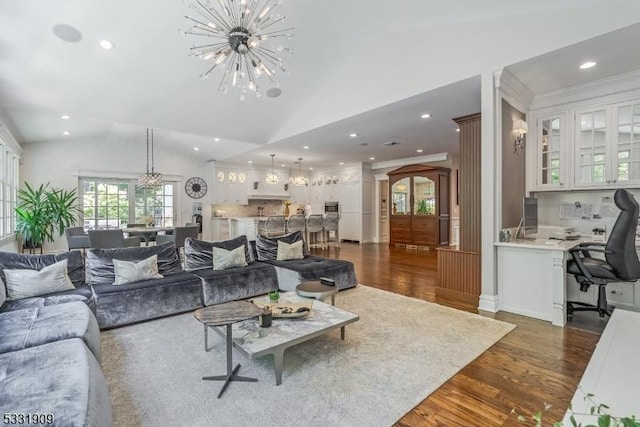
[311,242,601,427]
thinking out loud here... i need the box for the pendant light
[266,154,279,183]
[137,128,163,188]
[292,157,308,186]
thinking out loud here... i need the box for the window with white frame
[80,178,176,230]
[0,127,20,240]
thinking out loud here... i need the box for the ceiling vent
[384,141,400,146]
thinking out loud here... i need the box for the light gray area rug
[101,285,515,427]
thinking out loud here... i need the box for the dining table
[122,226,173,246]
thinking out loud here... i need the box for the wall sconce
[513,119,528,153]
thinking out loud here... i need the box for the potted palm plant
[14,182,80,251]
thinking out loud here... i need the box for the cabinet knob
[607,180,611,184]
[613,179,617,183]
[611,289,623,295]
[560,182,564,186]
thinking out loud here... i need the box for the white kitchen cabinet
[212,167,248,204]
[532,114,567,190]
[574,99,640,189]
[210,217,230,241]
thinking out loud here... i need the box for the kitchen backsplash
[212,199,304,217]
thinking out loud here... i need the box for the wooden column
[436,113,481,304]
[454,113,482,252]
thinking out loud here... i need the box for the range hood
[247,192,291,200]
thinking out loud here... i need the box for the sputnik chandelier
[183,0,294,99]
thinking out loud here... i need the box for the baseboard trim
[478,294,499,313]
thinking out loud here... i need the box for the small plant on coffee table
[269,291,280,303]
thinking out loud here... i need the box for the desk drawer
[608,282,636,307]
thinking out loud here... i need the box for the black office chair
[566,189,640,318]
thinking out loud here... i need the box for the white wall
[20,134,210,251]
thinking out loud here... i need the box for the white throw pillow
[113,255,163,285]
[276,239,304,261]
[4,259,75,300]
[212,245,248,270]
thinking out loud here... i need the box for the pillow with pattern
[113,255,164,285]
[212,245,248,270]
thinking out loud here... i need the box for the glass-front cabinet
[574,100,640,188]
[535,114,566,189]
[388,165,450,248]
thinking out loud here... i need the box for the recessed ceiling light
[52,24,83,43]
[456,128,460,132]
[214,137,220,142]
[266,87,282,98]
[61,114,70,120]
[417,149,423,153]
[420,113,431,119]
[193,147,199,151]
[339,162,344,165]
[349,133,358,138]
[303,146,310,149]
[280,163,286,167]
[579,61,597,70]
[99,39,114,50]
[309,167,313,170]
[247,160,253,164]
[62,131,70,136]
[369,157,375,161]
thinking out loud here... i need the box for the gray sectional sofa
[0,232,356,426]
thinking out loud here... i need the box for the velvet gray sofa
[86,243,204,329]
[251,230,358,291]
[0,251,111,427]
[183,235,279,306]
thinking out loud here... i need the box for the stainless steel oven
[324,201,339,214]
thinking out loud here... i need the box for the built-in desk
[495,238,589,327]
[496,237,640,327]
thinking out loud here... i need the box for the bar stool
[322,213,340,248]
[305,214,325,250]
[286,214,306,233]
[257,216,286,237]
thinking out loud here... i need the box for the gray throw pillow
[113,255,164,285]
[4,259,75,300]
[212,245,248,270]
[0,278,5,308]
[256,230,308,261]
[276,240,304,261]
[184,235,251,271]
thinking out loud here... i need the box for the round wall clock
[185,177,207,199]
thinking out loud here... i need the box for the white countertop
[494,237,591,251]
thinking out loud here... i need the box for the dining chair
[157,225,200,258]
[65,227,91,254]
[88,229,141,249]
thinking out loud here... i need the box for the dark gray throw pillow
[256,230,308,261]
[87,243,182,285]
[184,235,251,271]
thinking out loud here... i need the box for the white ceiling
[0,0,639,169]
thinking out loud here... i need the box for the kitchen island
[229,217,267,241]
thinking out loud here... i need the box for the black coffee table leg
[203,324,257,398]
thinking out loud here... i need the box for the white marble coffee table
[205,292,359,385]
